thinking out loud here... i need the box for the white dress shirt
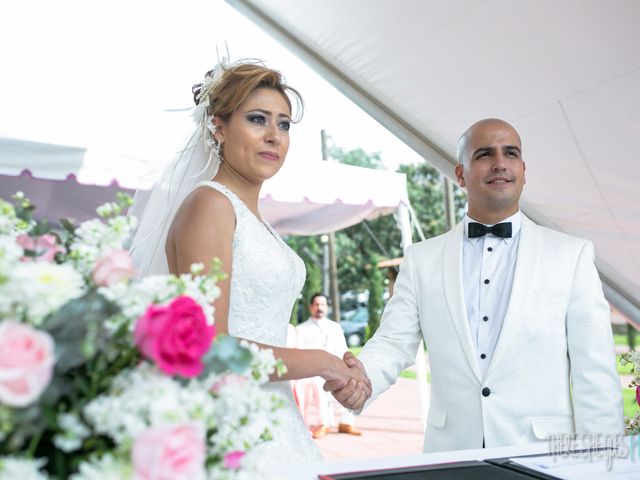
[295,316,355,425]
[296,317,348,358]
[463,211,521,379]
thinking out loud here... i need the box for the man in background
[296,293,362,439]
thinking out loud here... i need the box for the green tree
[328,144,384,170]
[327,142,401,295]
[365,254,384,338]
[286,138,466,326]
[398,162,466,239]
[285,235,322,323]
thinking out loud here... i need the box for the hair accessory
[195,57,230,164]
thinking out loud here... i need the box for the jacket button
[482,387,491,397]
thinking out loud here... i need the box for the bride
[129,59,370,466]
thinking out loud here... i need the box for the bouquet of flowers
[0,193,284,479]
[619,351,640,434]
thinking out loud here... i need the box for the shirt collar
[464,210,522,244]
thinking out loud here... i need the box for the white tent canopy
[0,136,411,237]
[227,0,640,323]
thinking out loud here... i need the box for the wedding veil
[128,57,296,276]
[128,66,224,276]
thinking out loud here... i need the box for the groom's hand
[323,352,370,392]
[324,352,371,411]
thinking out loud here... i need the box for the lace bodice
[197,181,305,345]
[196,181,321,468]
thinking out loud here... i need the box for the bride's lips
[258,151,280,161]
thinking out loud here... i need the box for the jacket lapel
[487,215,541,374]
[443,222,482,382]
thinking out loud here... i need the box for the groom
[328,118,624,452]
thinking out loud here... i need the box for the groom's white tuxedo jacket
[359,215,623,453]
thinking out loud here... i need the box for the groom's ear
[455,164,465,188]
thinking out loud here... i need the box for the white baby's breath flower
[210,382,282,454]
[83,363,218,444]
[70,454,132,480]
[0,219,16,237]
[0,236,22,281]
[96,202,119,218]
[99,275,172,323]
[239,340,278,384]
[52,413,91,452]
[0,200,18,235]
[0,456,49,480]
[99,269,219,330]
[82,352,282,467]
[68,216,136,277]
[190,262,205,275]
[5,262,84,324]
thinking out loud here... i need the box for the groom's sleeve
[358,244,423,409]
[566,240,624,434]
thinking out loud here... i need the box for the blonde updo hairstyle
[192,60,303,125]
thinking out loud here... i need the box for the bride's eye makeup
[278,120,291,131]
[247,114,267,124]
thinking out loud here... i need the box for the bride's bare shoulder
[173,186,235,230]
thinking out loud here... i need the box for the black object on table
[318,458,562,480]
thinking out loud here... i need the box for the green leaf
[31,221,51,236]
[59,218,77,235]
[44,291,120,373]
[202,336,253,375]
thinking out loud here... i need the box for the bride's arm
[166,188,371,395]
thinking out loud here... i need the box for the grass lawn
[623,388,640,418]
[617,354,635,375]
[614,333,627,346]
[349,347,419,380]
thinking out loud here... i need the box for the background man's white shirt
[296,317,349,358]
[296,317,355,426]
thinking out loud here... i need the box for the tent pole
[320,129,342,322]
[329,232,341,322]
[397,204,413,251]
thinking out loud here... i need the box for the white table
[267,438,640,479]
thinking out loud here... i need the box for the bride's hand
[323,352,372,410]
[319,351,371,398]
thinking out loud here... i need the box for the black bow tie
[468,222,512,239]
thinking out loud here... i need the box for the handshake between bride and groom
[323,118,623,453]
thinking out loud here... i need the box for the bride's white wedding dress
[198,180,322,466]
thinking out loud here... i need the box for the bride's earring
[215,140,224,162]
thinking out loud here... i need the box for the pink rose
[0,321,54,407]
[211,373,247,395]
[223,450,246,470]
[16,233,63,262]
[132,423,206,480]
[636,385,640,407]
[134,296,215,378]
[92,249,136,287]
